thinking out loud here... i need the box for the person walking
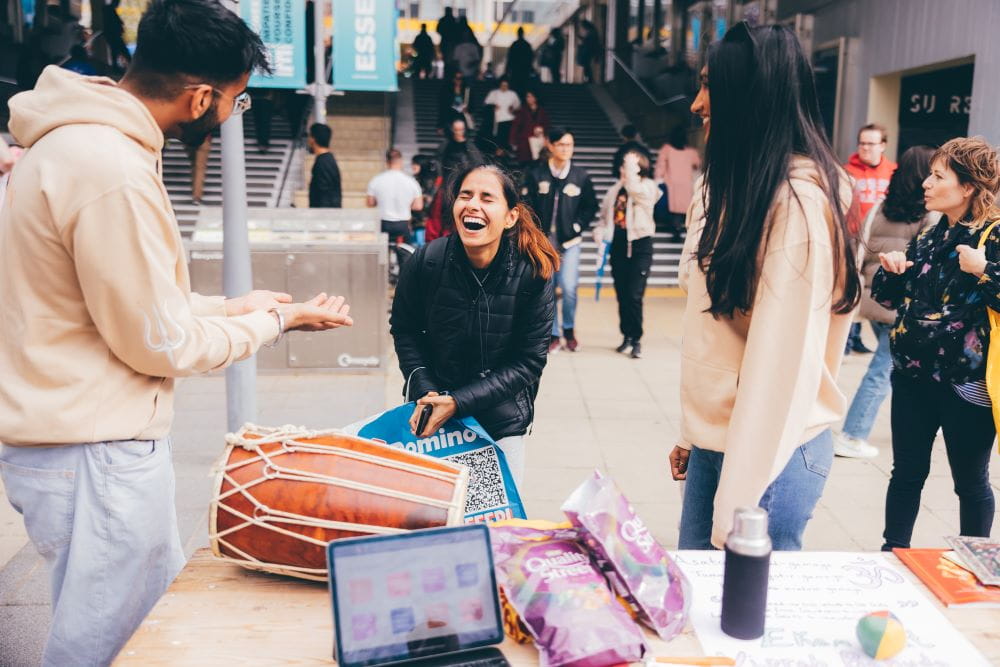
[437,117,483,178]
[483,78,520,152]
[186,134,211,205]
[367,149,424,244]
[436,7,459,69]
[437,70,470,133]
[505,26,534,92]
[0,2,353,664]
[540,30,565,84]
[833,146,937,459]
[593,151,659,359]
[411,23,435,79]
[669,23,860,551]
[872,136,1000,551]
[521,127,598,353]
[390,163,558,487]
[307,122,342,208]
[845,123,898,354]
[576,20,601,83]
[611,124,652,177]
[509,90,549,168]
[654,125,701,241]
[453,18,482,80]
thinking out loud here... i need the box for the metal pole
[221,112,257,432]
[313,0,326,123]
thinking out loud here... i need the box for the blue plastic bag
[343,403,527,523]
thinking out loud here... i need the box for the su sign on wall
[333,0,398,92]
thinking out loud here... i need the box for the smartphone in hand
[416,404,433,435]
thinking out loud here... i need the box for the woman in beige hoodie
[669,23,860,550]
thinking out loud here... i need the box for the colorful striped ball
[856,610,906,660]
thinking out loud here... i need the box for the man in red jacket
[844,123,897,354]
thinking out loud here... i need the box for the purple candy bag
[489,521,647,667]
[562,470,690,640]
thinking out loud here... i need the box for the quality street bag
[342,403,527,523]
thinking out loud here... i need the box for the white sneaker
[833,432,878,459]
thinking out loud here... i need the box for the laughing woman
[669,23,860,550]
[390,163,558,486]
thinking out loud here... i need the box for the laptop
[327,525,510,667]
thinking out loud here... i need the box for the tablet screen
[329,525,503,667]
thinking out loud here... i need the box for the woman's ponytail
[512,204,560,280]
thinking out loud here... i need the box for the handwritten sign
[672,551,989,666]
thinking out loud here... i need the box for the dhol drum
[210,424,469,581]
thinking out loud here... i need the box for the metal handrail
[608,51,689,107]
[485,0,520,49]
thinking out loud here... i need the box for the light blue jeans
[842,321,893,441]
[678,430,833,551]
[552,242,582,336]
[0,439,186,666]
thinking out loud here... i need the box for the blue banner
[345,404,526,523]
[241,0,307,89]
[332,0,398,92]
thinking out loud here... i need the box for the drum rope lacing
[210,424,469,580]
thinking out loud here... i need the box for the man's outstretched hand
[276,293,353,331]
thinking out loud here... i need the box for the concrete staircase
[164,113,294,239]
[410,79,681,287]
[296,93,392,210]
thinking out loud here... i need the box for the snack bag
[489,520,647,667]
[562,470,690,640]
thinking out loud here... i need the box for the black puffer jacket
[390,234,555,440]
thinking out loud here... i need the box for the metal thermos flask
[720,507,771,640]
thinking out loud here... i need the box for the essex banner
[332,0,398,92]
[241,0,307,89]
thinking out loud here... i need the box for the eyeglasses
[858,142,884,147]
[184,84,252,116]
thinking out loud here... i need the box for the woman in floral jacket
[871,136,1000,550]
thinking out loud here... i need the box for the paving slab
[1,296,997,663]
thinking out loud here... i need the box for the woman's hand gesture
[409,391,458,438]
[878,251,913,275]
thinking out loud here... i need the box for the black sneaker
[630,341,642,359]
[851,341,874,354]
[616,337,632,353]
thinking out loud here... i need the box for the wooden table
[116,549,1000,665]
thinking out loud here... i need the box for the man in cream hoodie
[0,1,352,663]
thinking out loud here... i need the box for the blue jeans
[552,242,582,336]
[842,321,892,440]
[0,440,186,666]
[678,430,833,551]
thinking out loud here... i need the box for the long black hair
[697,23,860,317]
[881,145,934,223]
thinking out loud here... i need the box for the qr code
[447,447,510,515]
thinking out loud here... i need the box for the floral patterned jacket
[871,216,1000,383]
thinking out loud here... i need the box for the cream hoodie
[678,158,854,548]
[0,67,279,446]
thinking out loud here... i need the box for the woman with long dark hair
[832,146,937,459]
[668,23,861,550]
[390,163,558,486]
[872,137,1000,550]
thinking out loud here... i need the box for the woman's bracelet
[265,307,285,348]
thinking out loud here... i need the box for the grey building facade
[778,0,1000,160]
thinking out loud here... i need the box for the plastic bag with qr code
[341,403,526,523]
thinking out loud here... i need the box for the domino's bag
[342,403,526,523]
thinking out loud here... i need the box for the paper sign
[672,550,989,666]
